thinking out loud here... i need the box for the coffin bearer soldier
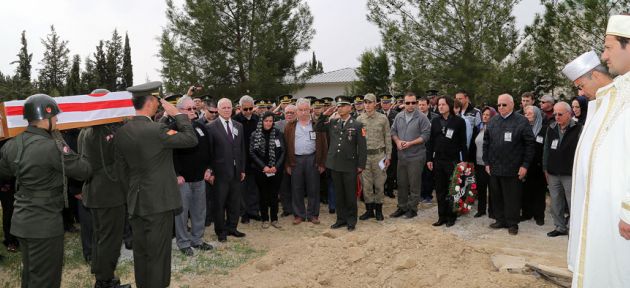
[356,93,391,221]
[316,96,367,231]
[0,94,92,288]
[78,89,131,288]
[114,81,198,288]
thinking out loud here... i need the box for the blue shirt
[294,121,316,155]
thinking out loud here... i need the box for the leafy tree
[38,25,70,96]
[122,32,133,89]
[367,0,519,103]
[351,48,390,95]
[159,0,315,99]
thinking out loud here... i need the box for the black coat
[482,112,535,177]
[207,118,246,181]
[249,128,285,171]
[427,114,468,162]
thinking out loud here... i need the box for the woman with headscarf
[469,106,496,218]
[249,111,285,229]
[571,96,588,125]
[521,105,547,225]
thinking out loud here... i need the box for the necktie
[225,121,233,142]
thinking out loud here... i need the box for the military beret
[126,81,163,98]
[335,95,352,106]
[278,94,293,104]
[353,95,364,104]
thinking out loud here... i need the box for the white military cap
[606,15,630,38]
[562,51,600,81]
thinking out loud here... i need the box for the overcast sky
[0,0,545,87]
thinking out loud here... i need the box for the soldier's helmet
[23,94,62,121]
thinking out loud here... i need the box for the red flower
[471,183,477,190]
[466,196,474,203]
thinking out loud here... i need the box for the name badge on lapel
[446,128,454,139]
[536,136,543,144]
[504,132,512,142]
[274,139,281,147]
[232,128,239,137]
[309,131,317,140]
[551,139,559,150]
[195,127,205,136]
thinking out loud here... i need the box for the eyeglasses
[208,111,218,114]
[575,83,585,91]
[285,111,296,114]
[180,107,194,111]
[242,107,254,111]
[553,113,565,117]
[497,103,508,107]
[405,101,417,105]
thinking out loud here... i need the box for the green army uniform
[356,94,392,221]
[274,94,293,121]
[315,96,367,230]
[114,82,198,288]
[351,95,365,118]
[78,121,129,287]
[0,94,92,288]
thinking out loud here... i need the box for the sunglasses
[497,104,508,107]
[208,111,218,114]
[405,101,417,105]
[285,111,296,114]
[180,107,195,111]
[242,107,254,111]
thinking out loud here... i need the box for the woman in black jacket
[469,106,497,218]
[521,105,547,225]
[249,111,286,229]
[427,96,468,227]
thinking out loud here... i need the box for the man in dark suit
[114,81,198,288]
[207,98,247,242]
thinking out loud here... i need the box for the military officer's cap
[164,93,183,105]
[255,99,272,108]
[126,81,163,98]
[322,97,334,106]
[278,94,293,104]
[396,95,404,103]
[89,88,110,96]
[312,98,324,108]
[335,95,352,106]
[364,93,377,103]
[290,98,297,105]
[379,94,394,103]
[353,95,364,104]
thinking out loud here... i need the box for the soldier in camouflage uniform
[356,94,391,221]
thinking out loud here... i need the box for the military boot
[359,203,375,220]
[375,203,384,221]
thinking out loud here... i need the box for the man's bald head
[497,94,514,117]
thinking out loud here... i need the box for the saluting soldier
[77,89,131,288]
[273,94,293,120]
[114,81,198,288]
[316,96,367,231]
[352,95,365,118]
[356,94,391,221]
[0,94,92,288]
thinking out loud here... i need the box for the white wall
[292,83,351,99]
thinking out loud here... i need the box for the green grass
[0,208,265,287]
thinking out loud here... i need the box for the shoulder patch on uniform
[167,129,178,136]
[361,127,366,137]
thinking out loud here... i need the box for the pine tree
[121,32,133,89]
[38,25,70,95]
[81,56,98,93]
[12,30,32,84]
[352,48,390,95]
[303,52,324,77]
[105,29,123,91]
[94,40,108,88]
[66,55,81,95]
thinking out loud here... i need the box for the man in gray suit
[114,81,198,288]
[207,98,247,242]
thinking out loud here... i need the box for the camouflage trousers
[361,153,387,204]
